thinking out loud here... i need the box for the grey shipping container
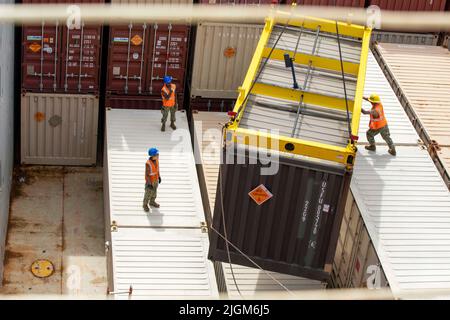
[21,93,99,166]
[191,23,263,99]
[209,145,352,281]
[0,15,15,284]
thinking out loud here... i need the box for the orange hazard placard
[223,47,236,58]
[29,43,42,53]
[248,184,273,206]
[130,35,143,46]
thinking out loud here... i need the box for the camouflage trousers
[143,182,159,208]
[161,106,177,124]
[366,125,395,149]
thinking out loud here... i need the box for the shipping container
[106,0,191,103]
[350,146,450,298]
[104,108,218,299]
[208,16,371,280]
[191,23,263,99]
[368,0,447,11]
[372,43,450,188]
[331,191,389,289]
[284,0,364,6]
[192,111,326,297]
[189,97,235,112]
[107,228,219,299]
[20,93,99,166]
[0,15,15,284]
[371,31,439,46]
[21,0,104,93]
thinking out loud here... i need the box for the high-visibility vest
[145,159,159,184]
[161,84,176,107]
[369,103,388,130]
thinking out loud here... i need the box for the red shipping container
[106,94,185,110]
[284,0,364,6]
[106,24,190,96]
[369,0,447,11]
[22,24,61,92]
[107,23,151,94]
[21,0,104,93]
[60,25,102,93]
[189,97,235,112]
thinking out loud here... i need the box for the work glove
[158,177,161,184]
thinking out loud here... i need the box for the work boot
[170,121,176,130]
[150,201,160,208]
[161,123,165,132]
[365,145,376,152]
[143,205,150,212]
[388,147,397,156]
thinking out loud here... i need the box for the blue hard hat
[148,148,159,157]
[163,75,172,84]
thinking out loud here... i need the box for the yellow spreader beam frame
[227,15,371,167]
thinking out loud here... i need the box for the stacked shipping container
[105,0,191,109]
[21,0,102,165]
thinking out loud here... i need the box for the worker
[161,75,177,132]
[362,94,396,156]
[143,148,161,212]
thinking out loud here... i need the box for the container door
[146,24,189,96]
[61,24,102,94]
[22,23,60,92]
[107,23,149,95]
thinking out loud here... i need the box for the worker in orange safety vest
[362,94,396,156]
[161,75,177,132]
[143,148,161,212]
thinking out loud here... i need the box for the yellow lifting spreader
[225,14,372,168]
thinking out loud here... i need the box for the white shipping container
[108,228,218,299]
[0,17,15,283]
[191,23,263,99]
[20,93,99,166]
[105,109,205,228]
[351,146,450,298]
[192,112,326,298]
[105,108,218,299]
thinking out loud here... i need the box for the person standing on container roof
[362,94,396,156]
[143,148,161,212]
[160,75,177,132]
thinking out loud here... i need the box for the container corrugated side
[192,112,325,296]
[0,18,15,284]
[331,190,389,289]
[351,146,450,298]
[372,43,450,188]
[109,228,219,299]
[191,23,263,99]
[369,0,447,11]
[105,109,205,228]
[20,93,99,166]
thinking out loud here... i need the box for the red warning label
[248,184,273,206]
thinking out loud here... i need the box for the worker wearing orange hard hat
[362,94,396,156]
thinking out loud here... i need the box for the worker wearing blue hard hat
[143,147,161,212]
[161,75,178,132]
